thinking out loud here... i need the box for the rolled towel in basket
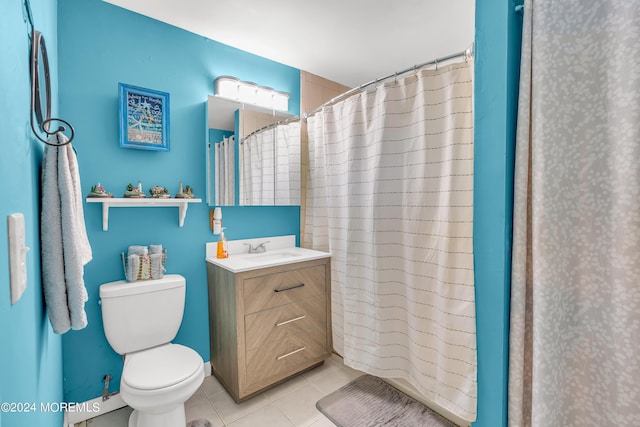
[139,255,151,280]
[149,244,163,255]
[128,245,148,256]
[150,253,165,280]
[127,254,140,282]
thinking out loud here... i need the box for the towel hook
[30,29,74,147]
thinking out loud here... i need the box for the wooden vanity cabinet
[206,257,332,402]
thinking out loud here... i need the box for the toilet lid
[122,344,203,390]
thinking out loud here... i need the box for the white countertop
[205,235,330,273]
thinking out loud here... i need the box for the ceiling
[103,0,475,88]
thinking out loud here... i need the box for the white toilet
[100,274,204,427]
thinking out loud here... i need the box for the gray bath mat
[316,375,458,427]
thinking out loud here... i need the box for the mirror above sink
[206,95,302,207]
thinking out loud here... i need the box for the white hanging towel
[41,133,92,334]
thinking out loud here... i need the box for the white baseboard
[64,361,212,427]
[63,393,127,426]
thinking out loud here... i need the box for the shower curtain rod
[240,115,302,143]
[305,44,474,118]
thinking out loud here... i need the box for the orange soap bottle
[216,229,229,259]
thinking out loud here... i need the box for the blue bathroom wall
[0,1,64,426]
[57,0,301,403]
[473,1,522,426]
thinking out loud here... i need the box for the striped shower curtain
[304,61,477,422]
[274,121,301,205]
[214,135,234,206]
[240,121,301,205]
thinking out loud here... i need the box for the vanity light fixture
[215,76,240,100]
[238,80,257,105]
[214,76,289,112]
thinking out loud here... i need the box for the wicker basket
[121,249,167,282]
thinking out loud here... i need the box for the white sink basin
[241,250,302,263]
[206,241,330,273]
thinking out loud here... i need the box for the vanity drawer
[245,329,327,387]
[245,295,326,351]
[243,264,326,314]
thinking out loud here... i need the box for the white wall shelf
[86,198,202,231]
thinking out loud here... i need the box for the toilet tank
[100,274,186,355]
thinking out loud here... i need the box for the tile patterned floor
[78,354,362,427]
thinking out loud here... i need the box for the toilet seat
[122,344,202,391]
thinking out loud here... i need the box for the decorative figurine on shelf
[124,181,146,198]
[149,185,170,198]
[175,182,195,199]
[87,182,113,198]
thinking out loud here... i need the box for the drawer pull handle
[274,283,305,293]
[276,346,306,360]
[275,315,306,327]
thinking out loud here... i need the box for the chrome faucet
[245,240,270,254]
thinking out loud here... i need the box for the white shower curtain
[241,121,301,205]
[214,135,235,206]
[509,1,640,426]
[275,120,301,205]
[241,128,274,205]
[304,61,477,422]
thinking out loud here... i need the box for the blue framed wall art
[118,83,170,151]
